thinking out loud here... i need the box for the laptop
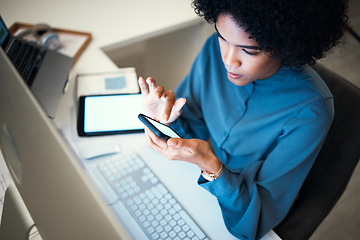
[0,15,73,118]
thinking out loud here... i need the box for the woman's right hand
[138,77,186,124]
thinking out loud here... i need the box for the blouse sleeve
[198,98,334,240]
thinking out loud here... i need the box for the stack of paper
[76,67,140,98]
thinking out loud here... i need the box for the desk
[1,1,281,239]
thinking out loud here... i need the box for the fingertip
[174,98,186,111]
[180,97,187,105]
[138,77,148,93]
[146,77,153,84]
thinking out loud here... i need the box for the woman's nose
[224,46,241,68]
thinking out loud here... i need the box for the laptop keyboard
[6,38,46,86]
[96,152,209,240]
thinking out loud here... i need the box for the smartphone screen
[138,114,181,140]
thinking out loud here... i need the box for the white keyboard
[96,152,209,240]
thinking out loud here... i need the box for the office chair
[274,63,360,240]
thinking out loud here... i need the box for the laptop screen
[0,15,10,49]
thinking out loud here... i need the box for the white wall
[104,20,215,91]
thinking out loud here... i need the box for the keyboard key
[174,225,181,233]
[143,221,151,228]
[151,220,159,227]
[145,190,155,200]
[147,214,155,222]
[187,230,195,237]
[151,232,160,239]
[179,231,186,238]
[174,203,182,211]
[160,231,168,238]
[183,224,190,232]
[155,225,163,233]
[147,226,155,234]
[151,186,162,198]
[156,183,168,195]
[169,230,176,238]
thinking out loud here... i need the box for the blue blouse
[171,34,334,240]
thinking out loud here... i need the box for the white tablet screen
[78,94,144,135]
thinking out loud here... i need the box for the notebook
[0,15,73,118]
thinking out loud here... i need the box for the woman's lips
[227,70,241,79]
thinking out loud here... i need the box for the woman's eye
[243,49,258,56]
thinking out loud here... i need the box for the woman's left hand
[144,127,222,173]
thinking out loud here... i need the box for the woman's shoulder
[290,65,333,100]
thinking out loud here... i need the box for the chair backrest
[274,63,360,240]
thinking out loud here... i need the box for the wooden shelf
[9,22,92,65]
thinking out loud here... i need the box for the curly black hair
[192,0,349,68]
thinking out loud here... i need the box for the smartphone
[77,94,144,136]
[138,113,181,140]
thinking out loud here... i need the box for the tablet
[77,94,144,136]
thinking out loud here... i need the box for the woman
[138,0,348,239]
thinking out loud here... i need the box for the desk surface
[1,1,280,239]
[1,0,198,50]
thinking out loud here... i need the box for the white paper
[0,150,14,224]
[76,68,139,98]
